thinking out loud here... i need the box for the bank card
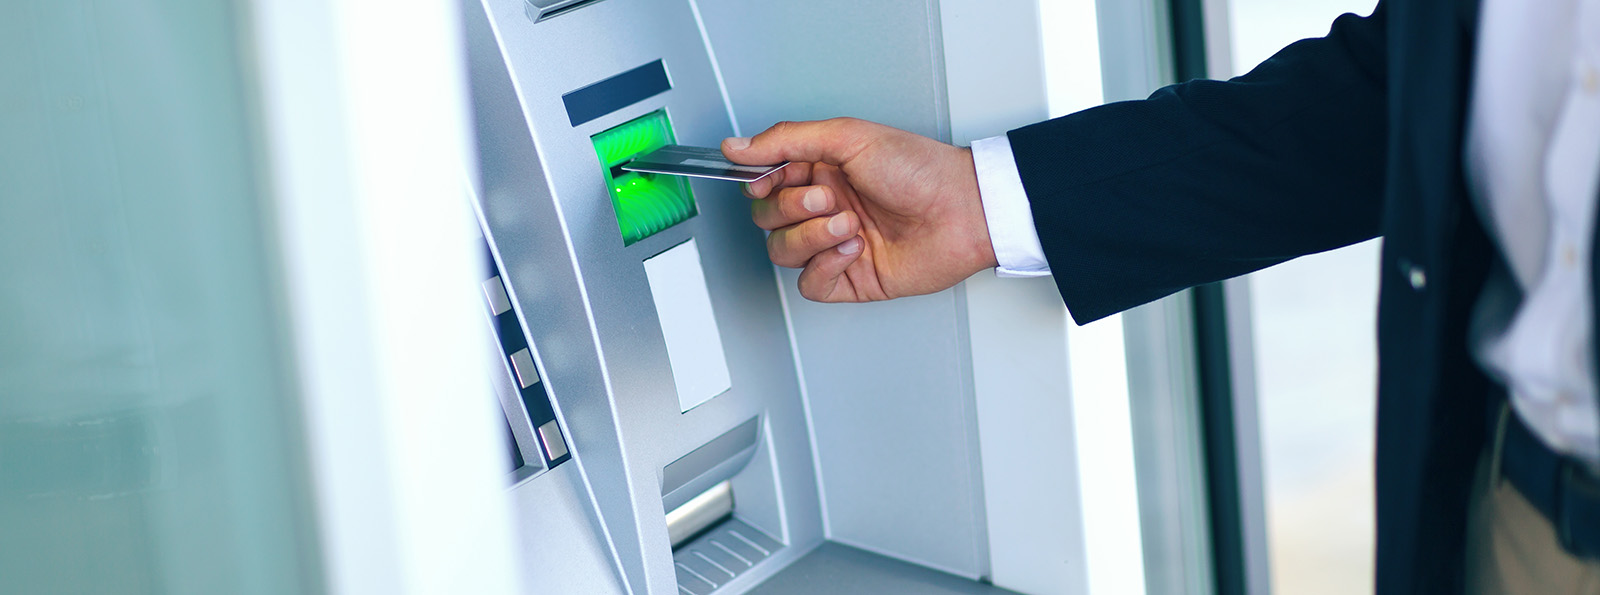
[620,145,788,182]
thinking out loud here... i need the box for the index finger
[721,118,873,168]
[743,162,813,199]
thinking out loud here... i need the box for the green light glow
[592,110,696,244]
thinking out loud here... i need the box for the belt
[1492,400,1600,559]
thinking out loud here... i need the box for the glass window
[0,3,321,593]
[1227,1,1381,594]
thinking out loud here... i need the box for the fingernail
[724,136,751,151]
[803,188,826,213]
[838,237,862,255]
[827,213,850,237]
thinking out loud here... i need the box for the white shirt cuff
[972,134,1051,278]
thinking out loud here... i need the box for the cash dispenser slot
[660,418,786,594]
[662,417,759,512]
[661,417,761,548]
[666,480,733,549]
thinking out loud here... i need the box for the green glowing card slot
[593,110,697,245]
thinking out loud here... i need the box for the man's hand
[722,118,997,303]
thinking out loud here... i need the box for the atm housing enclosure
[464,1,1038,593]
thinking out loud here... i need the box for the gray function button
[537,420,568,460]
[482,275,513,316]
[509,348,540,388]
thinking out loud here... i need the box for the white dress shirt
[972,0,1600,466]
[972,135,1050,278]
[1466,0,1600,467]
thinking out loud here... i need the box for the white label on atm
[643,239,732,411]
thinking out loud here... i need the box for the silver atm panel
[464,0,1026,593]
[465,0,822,593]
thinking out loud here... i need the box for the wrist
[957,146,999,274]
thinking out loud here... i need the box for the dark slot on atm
[563,59,671,127]
[525,0,608,23]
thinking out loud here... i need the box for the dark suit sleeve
[1010,5,1388,324]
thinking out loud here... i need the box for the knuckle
[765,230,781,255]
[767,233,801,268]
[800,220,826,247]
[768,248,796,269]
[796,271,824,301]
[833,117,870,135]
[772,188,818,222]
[779,191,805,218]
[769,120,800,136]
[752,210,778,231]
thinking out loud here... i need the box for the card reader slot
[593,110,697,245]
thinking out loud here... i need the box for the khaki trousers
[1465,424,1600,594]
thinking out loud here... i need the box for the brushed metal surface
[694,0,993,578]
[465,0,822,592]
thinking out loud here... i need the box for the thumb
[722,118,870,167]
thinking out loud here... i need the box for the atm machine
[461,1,1088,593]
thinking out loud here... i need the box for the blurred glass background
[0,1,322,592]
[1228,1,1382,594]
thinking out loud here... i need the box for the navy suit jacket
[1008,1,1508,592]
